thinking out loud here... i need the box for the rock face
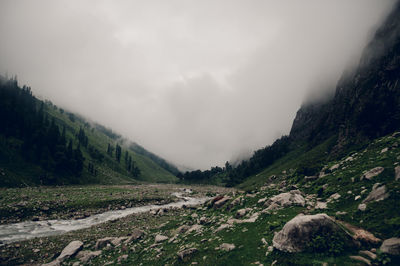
[272,214,351,253]
[362,184,389,203]
[380,238,400,255]
[264,190,305,210]
[361,167,384,180]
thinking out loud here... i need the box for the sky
[0,0,396,170]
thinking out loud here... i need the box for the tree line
[0,77,85,184]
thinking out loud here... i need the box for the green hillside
[0,77,177,186]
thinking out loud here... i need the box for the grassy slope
[3,131,395,265]
[0,102,177,186]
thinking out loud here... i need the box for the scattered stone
[43,240,83,266]
[117,254,128,262]
[76,250,101,263]
[380,238,400,255]
[337,220,381,245]
[304,175,318,181]
[362,184,389,203]
[335,211,347,215]
[213,196,231,208]
[395,166,400,181]
[95,237,114,250]
[358,203,367,211]
[273,214,353,253]
[264,190,305,210]
[258,198,267,204]
[359,250,377,260]
[220,243,235,251]
[329,193,341,200]
[355,195,361,201]
[177,248,198,262]
[155,234,168,243]
[229,196,243,208]
[381,148,389,153]
[199,217,209,225]
[236,208,251,218]
[111,237,128,247]
[175,225,191,235]
[330,164,340,171]
[187,224,202,234]
[261,238,268,245]
[349,255,371,265]
[57,240,83,262]
[191,213,198,218]
[361,167,384,181]
[315,201,327,209]
[215,223,231,232]
[125,229,144,243]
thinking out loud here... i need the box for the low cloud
[0,0,396,169]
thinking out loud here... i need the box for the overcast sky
[0,0,396,170]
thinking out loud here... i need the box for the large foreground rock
[273,214,351,253]
[264,190,305,210]
[380,238,400,255]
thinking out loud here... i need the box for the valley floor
[1,132,400,265]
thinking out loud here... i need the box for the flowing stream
[0,192,209,245]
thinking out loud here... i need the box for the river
[0,192,209,245]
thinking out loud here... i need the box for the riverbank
[0,184,229,224]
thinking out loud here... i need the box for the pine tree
[115,144,122,163]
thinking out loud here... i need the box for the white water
[0,192,209,245]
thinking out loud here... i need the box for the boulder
[264,190,305,210]
[358,204,367,211]
[95,237,114,250]
[174,225,191,235]
[361,167,384,181]
[57,240,83,261]
[214,196,231,208]
[76,250,101,263]
[380,238,400,255]
[315,201,327,209]
[125,229,144,243]
[236,208,251,218]
[272,214,352,253]
[220,243,235,251]
[362,184,389,203]
[359,250,377,260]
[155,234,168,243]
[395,166,400,181]
[43,240,83,265]
[349,255,371,265]
[177,248,198,262]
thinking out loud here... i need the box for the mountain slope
[0,77,177,186]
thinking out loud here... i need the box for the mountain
[291,1,400,151]
[240,1,400,185]
[180,1,400,189]
[0,77,178,186]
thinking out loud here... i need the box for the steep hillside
[0,77,177,186]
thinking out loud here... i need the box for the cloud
[0,0,396,169]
